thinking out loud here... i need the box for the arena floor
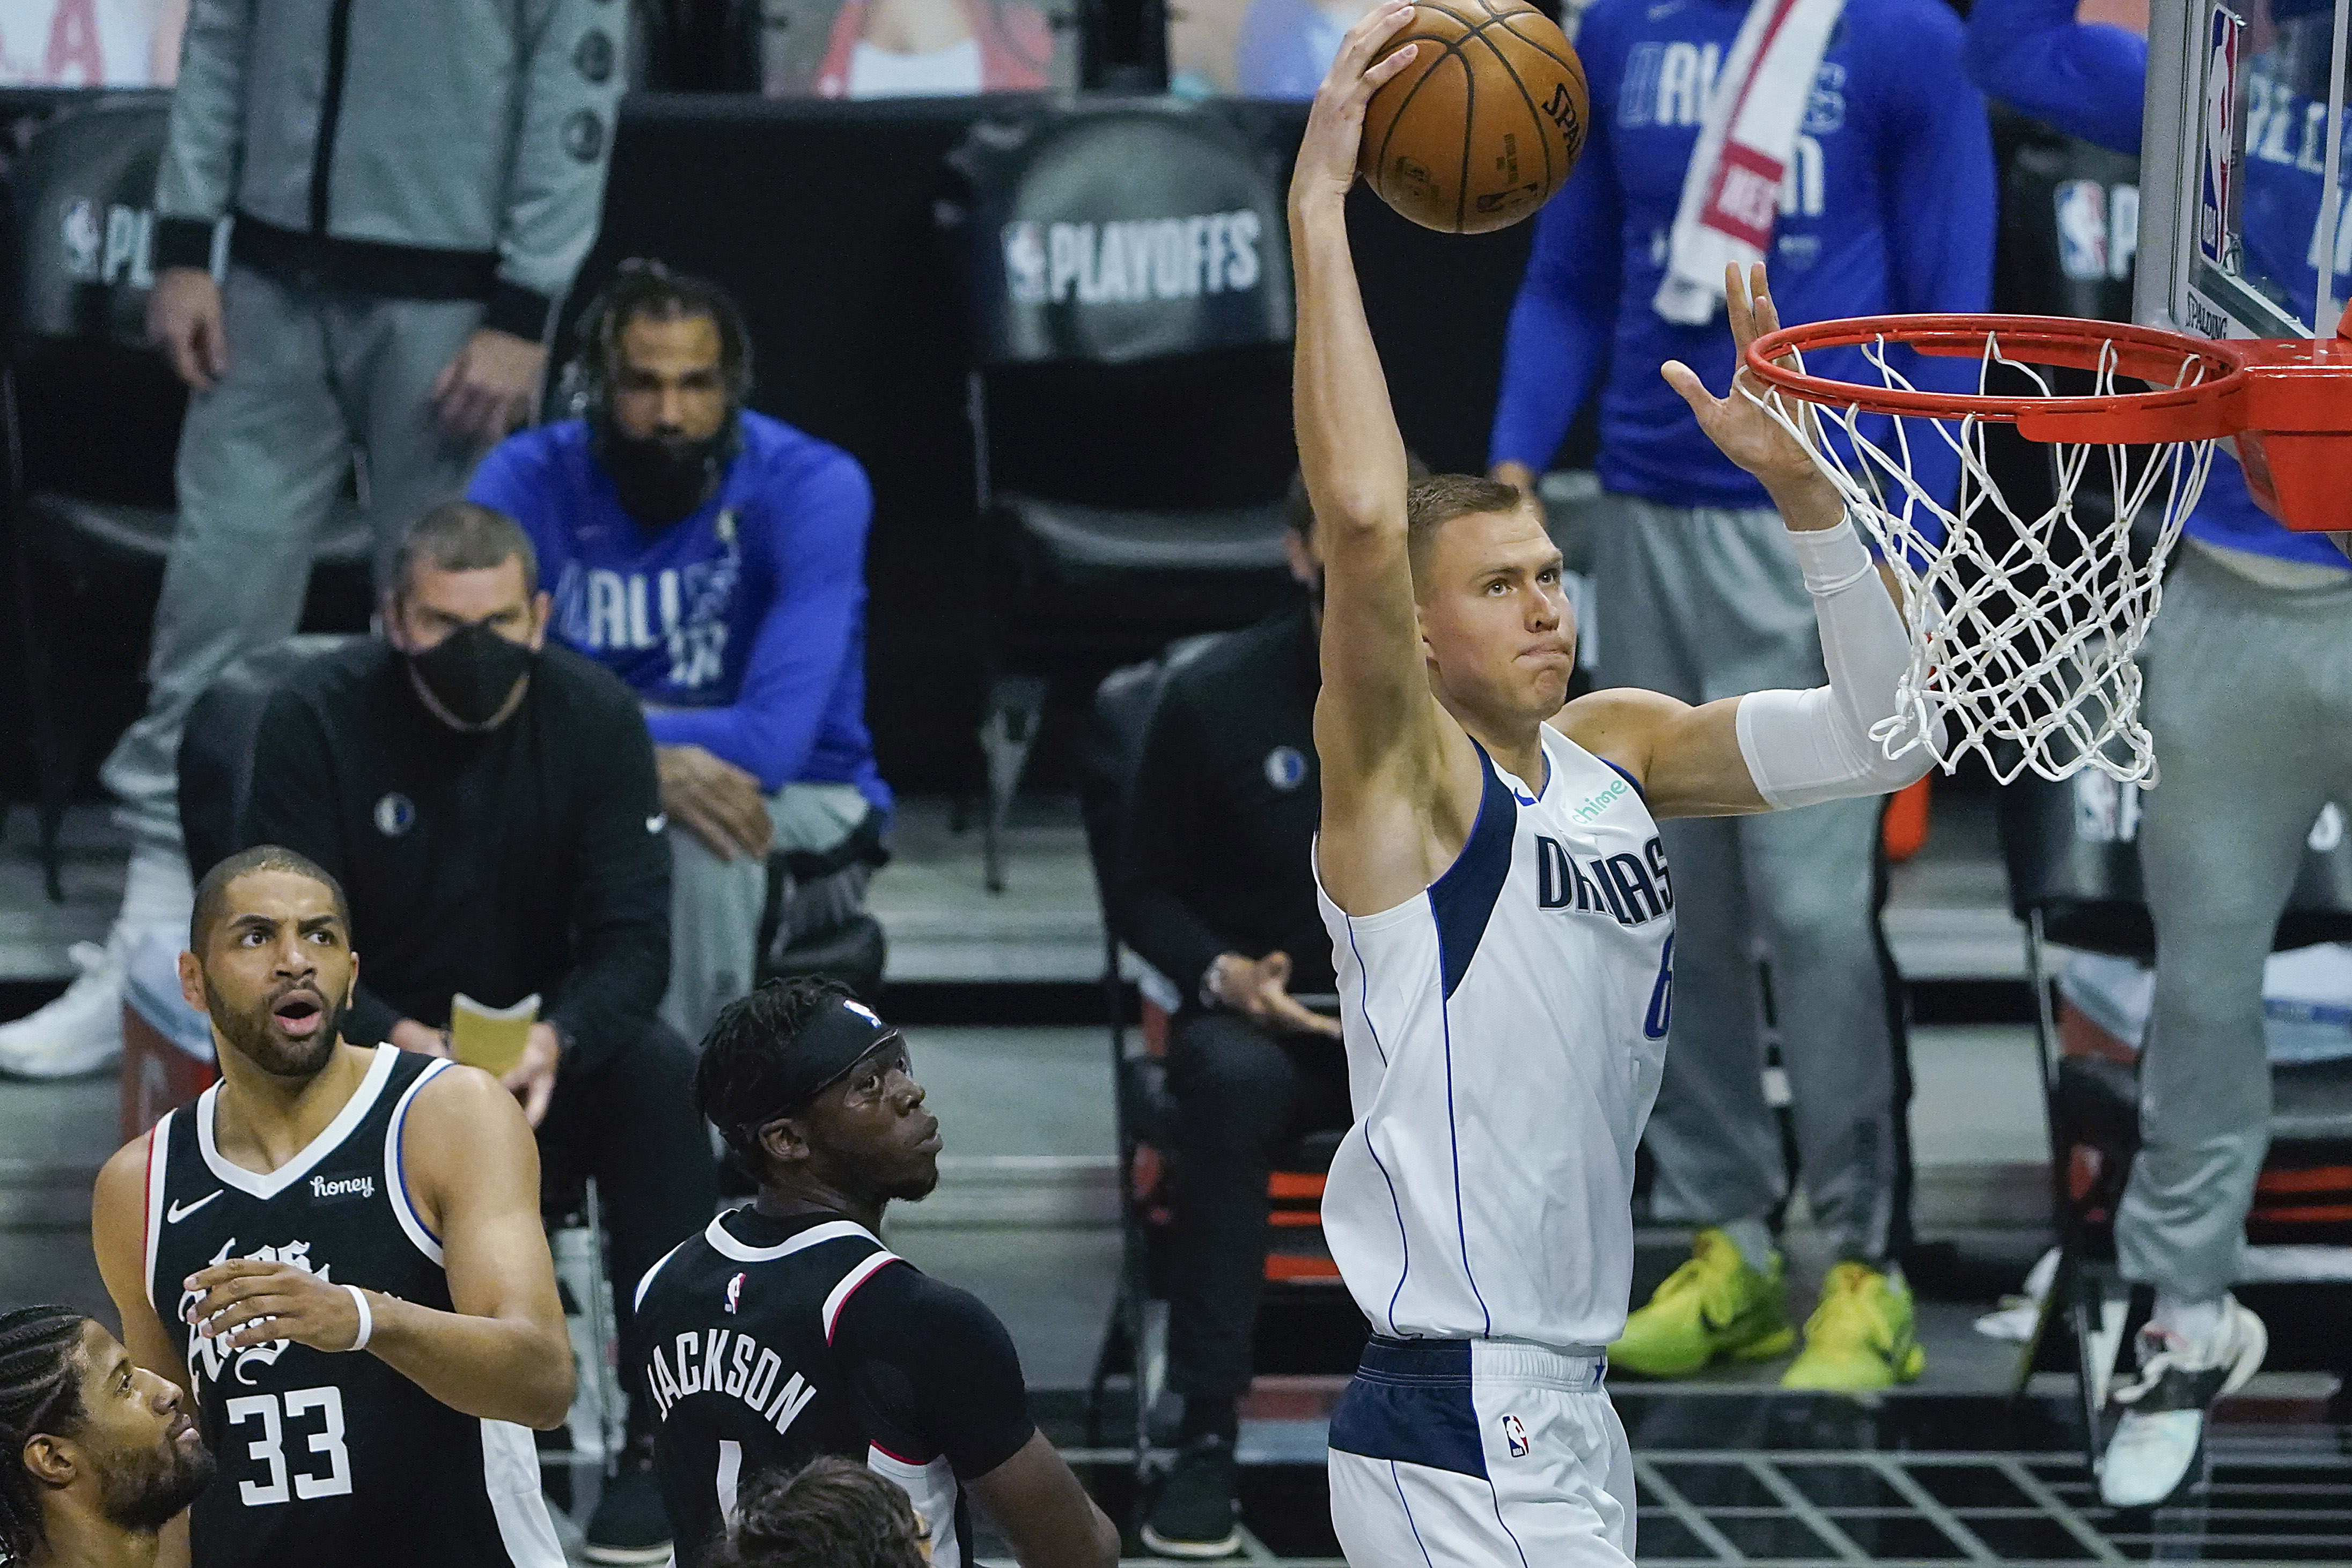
[4,790,2347,1565]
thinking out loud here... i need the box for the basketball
[1356,0,1589,235]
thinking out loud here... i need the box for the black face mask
[593,411,739,526]
[407,622,536,731]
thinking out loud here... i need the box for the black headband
[740,998,899,1137]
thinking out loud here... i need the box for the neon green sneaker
[1611,1228,1796,1378]
[1781,1261,1928,1392]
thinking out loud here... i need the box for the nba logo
[724,1272,745,1314]
[1500,1414,1530,1458]
[1002,222,1048,306]
[59,200,100,281]
[2197,9,2239,269]
[2072,771,2140,845]
[2054,182,2108,282]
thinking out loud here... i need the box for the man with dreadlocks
[469,261,893,1051]
[2,1305,215,1568]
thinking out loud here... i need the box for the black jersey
[144,1047,564,1568]
[635,1209,1035,1568]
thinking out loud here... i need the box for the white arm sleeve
[1732,517,1943,811]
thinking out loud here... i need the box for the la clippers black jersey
[144,1046,563,1568]
[636,1209,1033,1568]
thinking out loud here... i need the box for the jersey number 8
[224,1387,355,1506]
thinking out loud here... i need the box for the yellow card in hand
[450,992,540,1076]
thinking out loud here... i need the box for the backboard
[2140,0,2352,341]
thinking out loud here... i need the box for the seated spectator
[704,1456,932,1568]
[1118,471,1379,1558]
[469,261,893,1049]
[638,980,1118,1568]
[236,500,718,1565]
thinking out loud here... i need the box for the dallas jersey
[634,1213,974,1568]
[143,1047,563,1568]
[1316,728,1675,1349]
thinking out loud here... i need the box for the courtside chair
[941,100,1299,892]
[1074,641,1347,1484]
[4,97,368,899]
[1996,770,2352,1454]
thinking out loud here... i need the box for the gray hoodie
[153,0,626,340]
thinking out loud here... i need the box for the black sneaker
[584,1449,673,1565]
[1141,1434,1242,1559]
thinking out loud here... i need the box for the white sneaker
[2097,1295,2268,1510]
[0,941,125,1079]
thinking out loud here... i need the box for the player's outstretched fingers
[1659,359,1722,422]
[216,1302,293,1349]
[1340,1,1417,77]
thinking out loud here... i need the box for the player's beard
[97,1430,216,1535]
[593,410,738,526]
[204,977,346,1079]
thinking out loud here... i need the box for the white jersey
[1315,727,1674,1350]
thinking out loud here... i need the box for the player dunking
[1294,10,1940,1563]
[88,845,576,1568]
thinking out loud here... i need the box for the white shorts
[1327,1337,1633,1568]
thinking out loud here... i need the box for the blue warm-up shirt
[1489,0,1997,513]
[469,413,895,809]
[1966,0,2351,572]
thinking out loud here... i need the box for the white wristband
[1783,514,1877,598]
[341,1285,373,1353]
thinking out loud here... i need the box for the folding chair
[941,100,1300,890]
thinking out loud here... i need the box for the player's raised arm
[1291,6,1485,906]
[1559,264,1938,818]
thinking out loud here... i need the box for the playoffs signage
[958,105,1292,365]
[1002,210,1263,308]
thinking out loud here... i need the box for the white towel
[1652,0,1845,326]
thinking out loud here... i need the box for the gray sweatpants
[102,264,483,853]
[660,782,876,1047]
[2120,544,2352,1301]
[1594,496,1900,1263]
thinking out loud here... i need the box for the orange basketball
[1356,0,1590,235]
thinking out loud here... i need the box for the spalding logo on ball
[1358,0,1590,235]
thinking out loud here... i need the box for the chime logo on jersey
[724,1273,745,1315]
[1500,1414,1530,1458]
[179,1238,332,1388]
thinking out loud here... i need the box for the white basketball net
[1742,330,2221,785]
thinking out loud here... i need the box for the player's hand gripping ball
[1357,0,1589,234]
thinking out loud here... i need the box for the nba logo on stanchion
[1500,1414,1530,1458]
[2198,7,2240,269]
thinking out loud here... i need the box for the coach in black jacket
[238,500,717,1558]
[1118,475,1364,1558]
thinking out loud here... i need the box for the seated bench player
[468,261,892,1049]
